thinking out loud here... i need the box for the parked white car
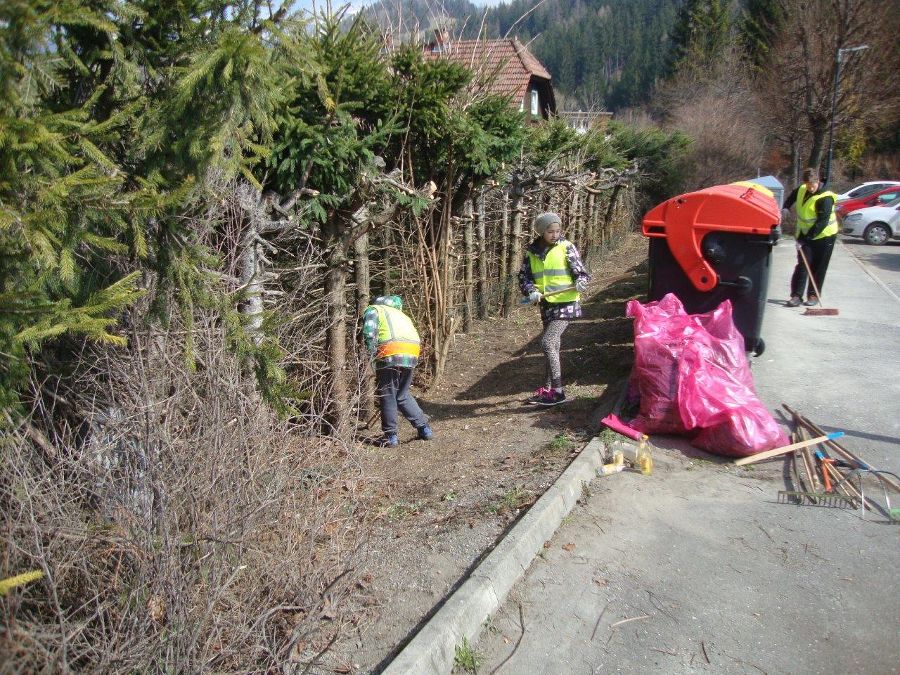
[835,180,900,202]
[841,199,900,245]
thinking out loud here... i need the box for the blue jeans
[376,366,428,434]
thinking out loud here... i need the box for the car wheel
[863,222,891,246]
[752,337,765,357]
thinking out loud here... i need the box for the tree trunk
[604,184,622,243]
[431,197,456,386]
[499,188,511,313]
[383,224,394,295]
[584,192,595,263]
[476,190,488,320]
[462,198,474,332]
[236,183,265,343]
[807,121,827,173]
[354,231,374,421]
[503,191,524,315]
[324,218,350,436]
[570,189,581,249]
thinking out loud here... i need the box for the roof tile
[424,38,551,104]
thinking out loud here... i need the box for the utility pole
[824,44,869,186]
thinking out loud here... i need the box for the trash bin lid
[642,182,780,292]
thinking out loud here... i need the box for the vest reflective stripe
[372,305,421,359]
[795,186,838,239]
[527,241,579,303]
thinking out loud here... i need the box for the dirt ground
[322,232,649,673]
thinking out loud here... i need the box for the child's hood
[373,295,403,310]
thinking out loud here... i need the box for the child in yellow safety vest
[362,295,433,447]
[518,212,591,406]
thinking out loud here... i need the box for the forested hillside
[477,0,680,110]
[361,0,681,111]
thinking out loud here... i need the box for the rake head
[777,490,857,508]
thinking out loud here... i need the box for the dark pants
[376,366,428,434]
[791,235,836,299]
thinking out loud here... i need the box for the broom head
[803,307,839,316]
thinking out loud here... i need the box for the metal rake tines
[777,490,858,508]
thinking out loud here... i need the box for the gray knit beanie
[533,212,561,234]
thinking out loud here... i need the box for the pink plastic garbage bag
[626,294,692,435]
[625,294,787,457]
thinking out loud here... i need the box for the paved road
[474,237,900,675]
[840,236,900,301]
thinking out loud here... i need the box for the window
[848,184,886,199]
[876,189,900,204]
[530,90,539,116]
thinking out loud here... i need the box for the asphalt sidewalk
[383,237,900,674]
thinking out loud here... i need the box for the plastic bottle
[612,450,624,467]
[635,443,653,476]
[598,462,625,476]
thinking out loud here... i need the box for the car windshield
[846,184,885,199]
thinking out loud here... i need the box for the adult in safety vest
[361,295,432,447]
[518,212,591,407]
[782,167,838,307]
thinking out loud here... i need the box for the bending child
[361,295,433,447]
[518,212,591,406]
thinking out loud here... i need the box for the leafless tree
[763,0,900,179]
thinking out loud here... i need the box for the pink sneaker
[526,386,551,404]
[527,387,566,406]
[535,390,566,406]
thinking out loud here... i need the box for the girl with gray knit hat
[518,212,591,406]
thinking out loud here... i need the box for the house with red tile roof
[424,32,556,121]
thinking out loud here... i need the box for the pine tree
[665,0,731,77]
[0,1,144,416]
[739,0,786,70]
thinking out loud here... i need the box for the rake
[777,490,857,508]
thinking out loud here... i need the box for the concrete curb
[381,437,607,675]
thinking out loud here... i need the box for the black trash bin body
[641,182,781,355]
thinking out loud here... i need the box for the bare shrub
[1,178,374,672]
[657,49,768,190]
[1,310,370,672]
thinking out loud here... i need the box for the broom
[797,246,839,316]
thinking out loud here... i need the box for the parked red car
[836,185,900,220]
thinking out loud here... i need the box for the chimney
[432,27,450,52]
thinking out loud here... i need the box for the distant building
[425,31,556,121]
[558,110,613,134]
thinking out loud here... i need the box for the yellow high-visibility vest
[371,305,421,358]
[795,186,838,239]
[527,240,579,303]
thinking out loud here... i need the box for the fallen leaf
[562,542,576,552]
[543,541,552,549]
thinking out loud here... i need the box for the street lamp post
[824,44,869,185]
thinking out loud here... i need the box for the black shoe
[786,296,802,307]
[804,296,819,307]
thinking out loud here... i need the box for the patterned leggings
[541,319,569,389]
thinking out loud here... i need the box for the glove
[795,240,803,251]
[575,278,588,293]
[528,290,542,305]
